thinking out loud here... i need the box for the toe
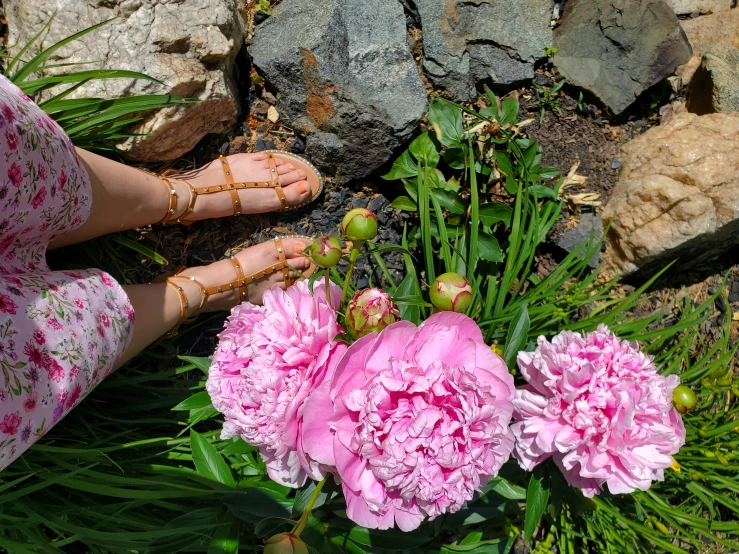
[283,238,313,257]
[281,180,312,206]
[276,163,297,175]
[278,168,306,186]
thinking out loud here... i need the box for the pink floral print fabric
[0,74,134,471]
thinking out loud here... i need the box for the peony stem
[324,271,331,305]
[341,242,362,307]
[292,474,330,537]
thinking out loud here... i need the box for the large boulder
[415,0,552,102]
[250,0,427,184]
[679,8,739,56]
[602,112,739,276]
[553,0,692,114]
[4,0,243,162]
[687,46,739,114]
[665,0,734,15]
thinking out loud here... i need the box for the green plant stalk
[341,243,362,306]
[325,271,331,305]
[292,475,329,537]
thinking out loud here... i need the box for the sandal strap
[187,154,288,213]
[156,175,179,225]
[160,170,197,225]
[163,278,190,337]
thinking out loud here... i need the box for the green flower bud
[264,533,309,554]
[429,272,473,313]
[672,385,697,414]
[341,208,378,241]
[345,288,399,338]
[307,236,342,268]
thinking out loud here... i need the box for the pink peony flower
[207,281,346,488]
[511,325,685,497]
[302,312,515,531]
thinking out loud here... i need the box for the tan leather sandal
[162,236,317,336]
[154,151,323,226]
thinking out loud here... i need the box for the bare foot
[173,237,313,315]
[166,152,313,222]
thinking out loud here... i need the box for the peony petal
[300,380,338,469]
[364,320,418,376]
[343,485,395,530]
[394,507,426,531]
[330,333,377,400]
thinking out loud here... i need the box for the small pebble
[290,137,306,154]
[716,295,727,313]
[368,195,388,212]
[310,209,323,221]
[254,10,270,24]
[351,197,369,209]
[263,91,277,104]
[611,157,622,169]
[254,138,276,152]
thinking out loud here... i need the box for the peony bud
[341,208,378,241]
[429,272,473,313]
[672,385,697,414]
[307,236,342,268]
[345,288,400,338]
[264,533,309,554]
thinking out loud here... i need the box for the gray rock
[4,0,243,162]
[415,0,552,101]
[250,0,427,184]
[557,213,604,268]
[553,0,692,114]
[687,47,739,114]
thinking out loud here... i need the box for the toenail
[288,164,295,170]
[299,170,306,177]
[298,183,307,194]
[295,244,304,254]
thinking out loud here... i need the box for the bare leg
[50,149,312,248]
[116,237,311,368]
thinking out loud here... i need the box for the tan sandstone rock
[675,8,739,86]
[602,112,739,275]
[5,0,244,162]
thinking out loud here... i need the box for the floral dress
[0,74,134,471]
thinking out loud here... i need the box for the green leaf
[499,97,519,125]
[391,195,417,211]
[493,150,514,176]
[431,189,466,215]
[477,232,504,263]
[11,17,116,83]
[332,524,431,550]
[292,480,328,516]
[482,477,526,500]
[524,473,550,541]
[503,304,529,369]
[479,203,513,227]
[190,430,236,488]
[178,355,212,374]
[528,184,557,200]
[382,149,417,180]
[172,391,212,411]
[444,147,467,169]
[207,520,240,554]
[20,69,161,95]
[408,132,440,168]
[224,489,292,523]
[429,97,463,148]
[395,274,420,324]
[110,234,168,265]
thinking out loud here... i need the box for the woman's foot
[173,237,313,315]
[165,152,314,222]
